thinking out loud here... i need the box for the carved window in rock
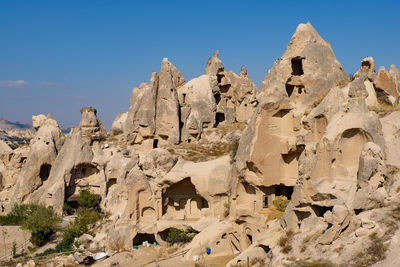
[262,195,268,208]
[291,57,304,76]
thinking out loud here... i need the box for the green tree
[21,205,61,246]
[77,189,98,209]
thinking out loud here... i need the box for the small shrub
[278,230,294,254]
[166,228,197,245]
[348,73,356,82]
[12,240,16,258]
[78,189,98,209]
[63,203,71,215]
[56,209,100,252]
[273,198,290,212]
[223,201,230,217]
[36,248,57,257]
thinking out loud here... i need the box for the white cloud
[37,81,70,89]
[0,80,28,89]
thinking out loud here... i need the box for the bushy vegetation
[78,188,98,209]
[166,228,197,245]
[57,189,100,252]
[0,204,61,246]
[273,198,290,212]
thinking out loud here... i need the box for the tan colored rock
[138,148,177,178]
[258,22,347,106]
[389,64,400,94]
[355,57,376,81]
[178,75,217,141]
[9,115,64,208]
[79,107,106,140]
[31,114,47,130]
[380,111,400,169]
[0,140,12,155]
[204,50,224,76]
[155,58,182,146]
[374,66,398,103]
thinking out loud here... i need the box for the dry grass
[354,232,387,267]
[336,79,350,88]
[169,140,238,162]
[278,230,294,254]
[264,205,285,223]
[294,259,338,267]
[368,101,400,116]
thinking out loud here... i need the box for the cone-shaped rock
[259,22,347,105]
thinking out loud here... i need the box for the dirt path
[0,225,30,259]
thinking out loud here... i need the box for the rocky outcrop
[79,107,106,140]
[155,58,182,146]
[3,21,400,267]
[258,22,347,105]
[9,114,64,209]
[374,66,398,104]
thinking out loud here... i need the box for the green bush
[22,205,61,246]
[63,203,71,214]
[12,240,16,258]
[78,189,98,209]
[56,209,100,252]
[273,198,290,212]
[0,204,34,225]
[166,228,197,245]
[0,204,60,246]
[36,248,57,257]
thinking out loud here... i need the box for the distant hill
[0,117,72,134]
[0,117,33,131]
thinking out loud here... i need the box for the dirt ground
[92,246,234,267]
[0,225,30,259]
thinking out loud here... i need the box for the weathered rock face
[9,115,64,209]
[155,58,182,146]
[204,50,224,77]
[111,53,256,149]
[389,64,400,94]
[178,75,217,142]
[125,72,158,149]
[374,66,398,103]
[226,67,257,123]
[79,107,106,140]
[3,22,400,267]
[258,22,347,105]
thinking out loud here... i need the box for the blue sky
[1,0,399,128]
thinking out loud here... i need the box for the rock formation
[2,21,400,267]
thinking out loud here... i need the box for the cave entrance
[361,60,371,71]
[216,112,225,126]
[162,178,209,220]
[132,233,156,246]
[39,164,51,181]
[291,57,304,76]
[275,185,294,200]
[153,139,158,149]
[286,84,295,97]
